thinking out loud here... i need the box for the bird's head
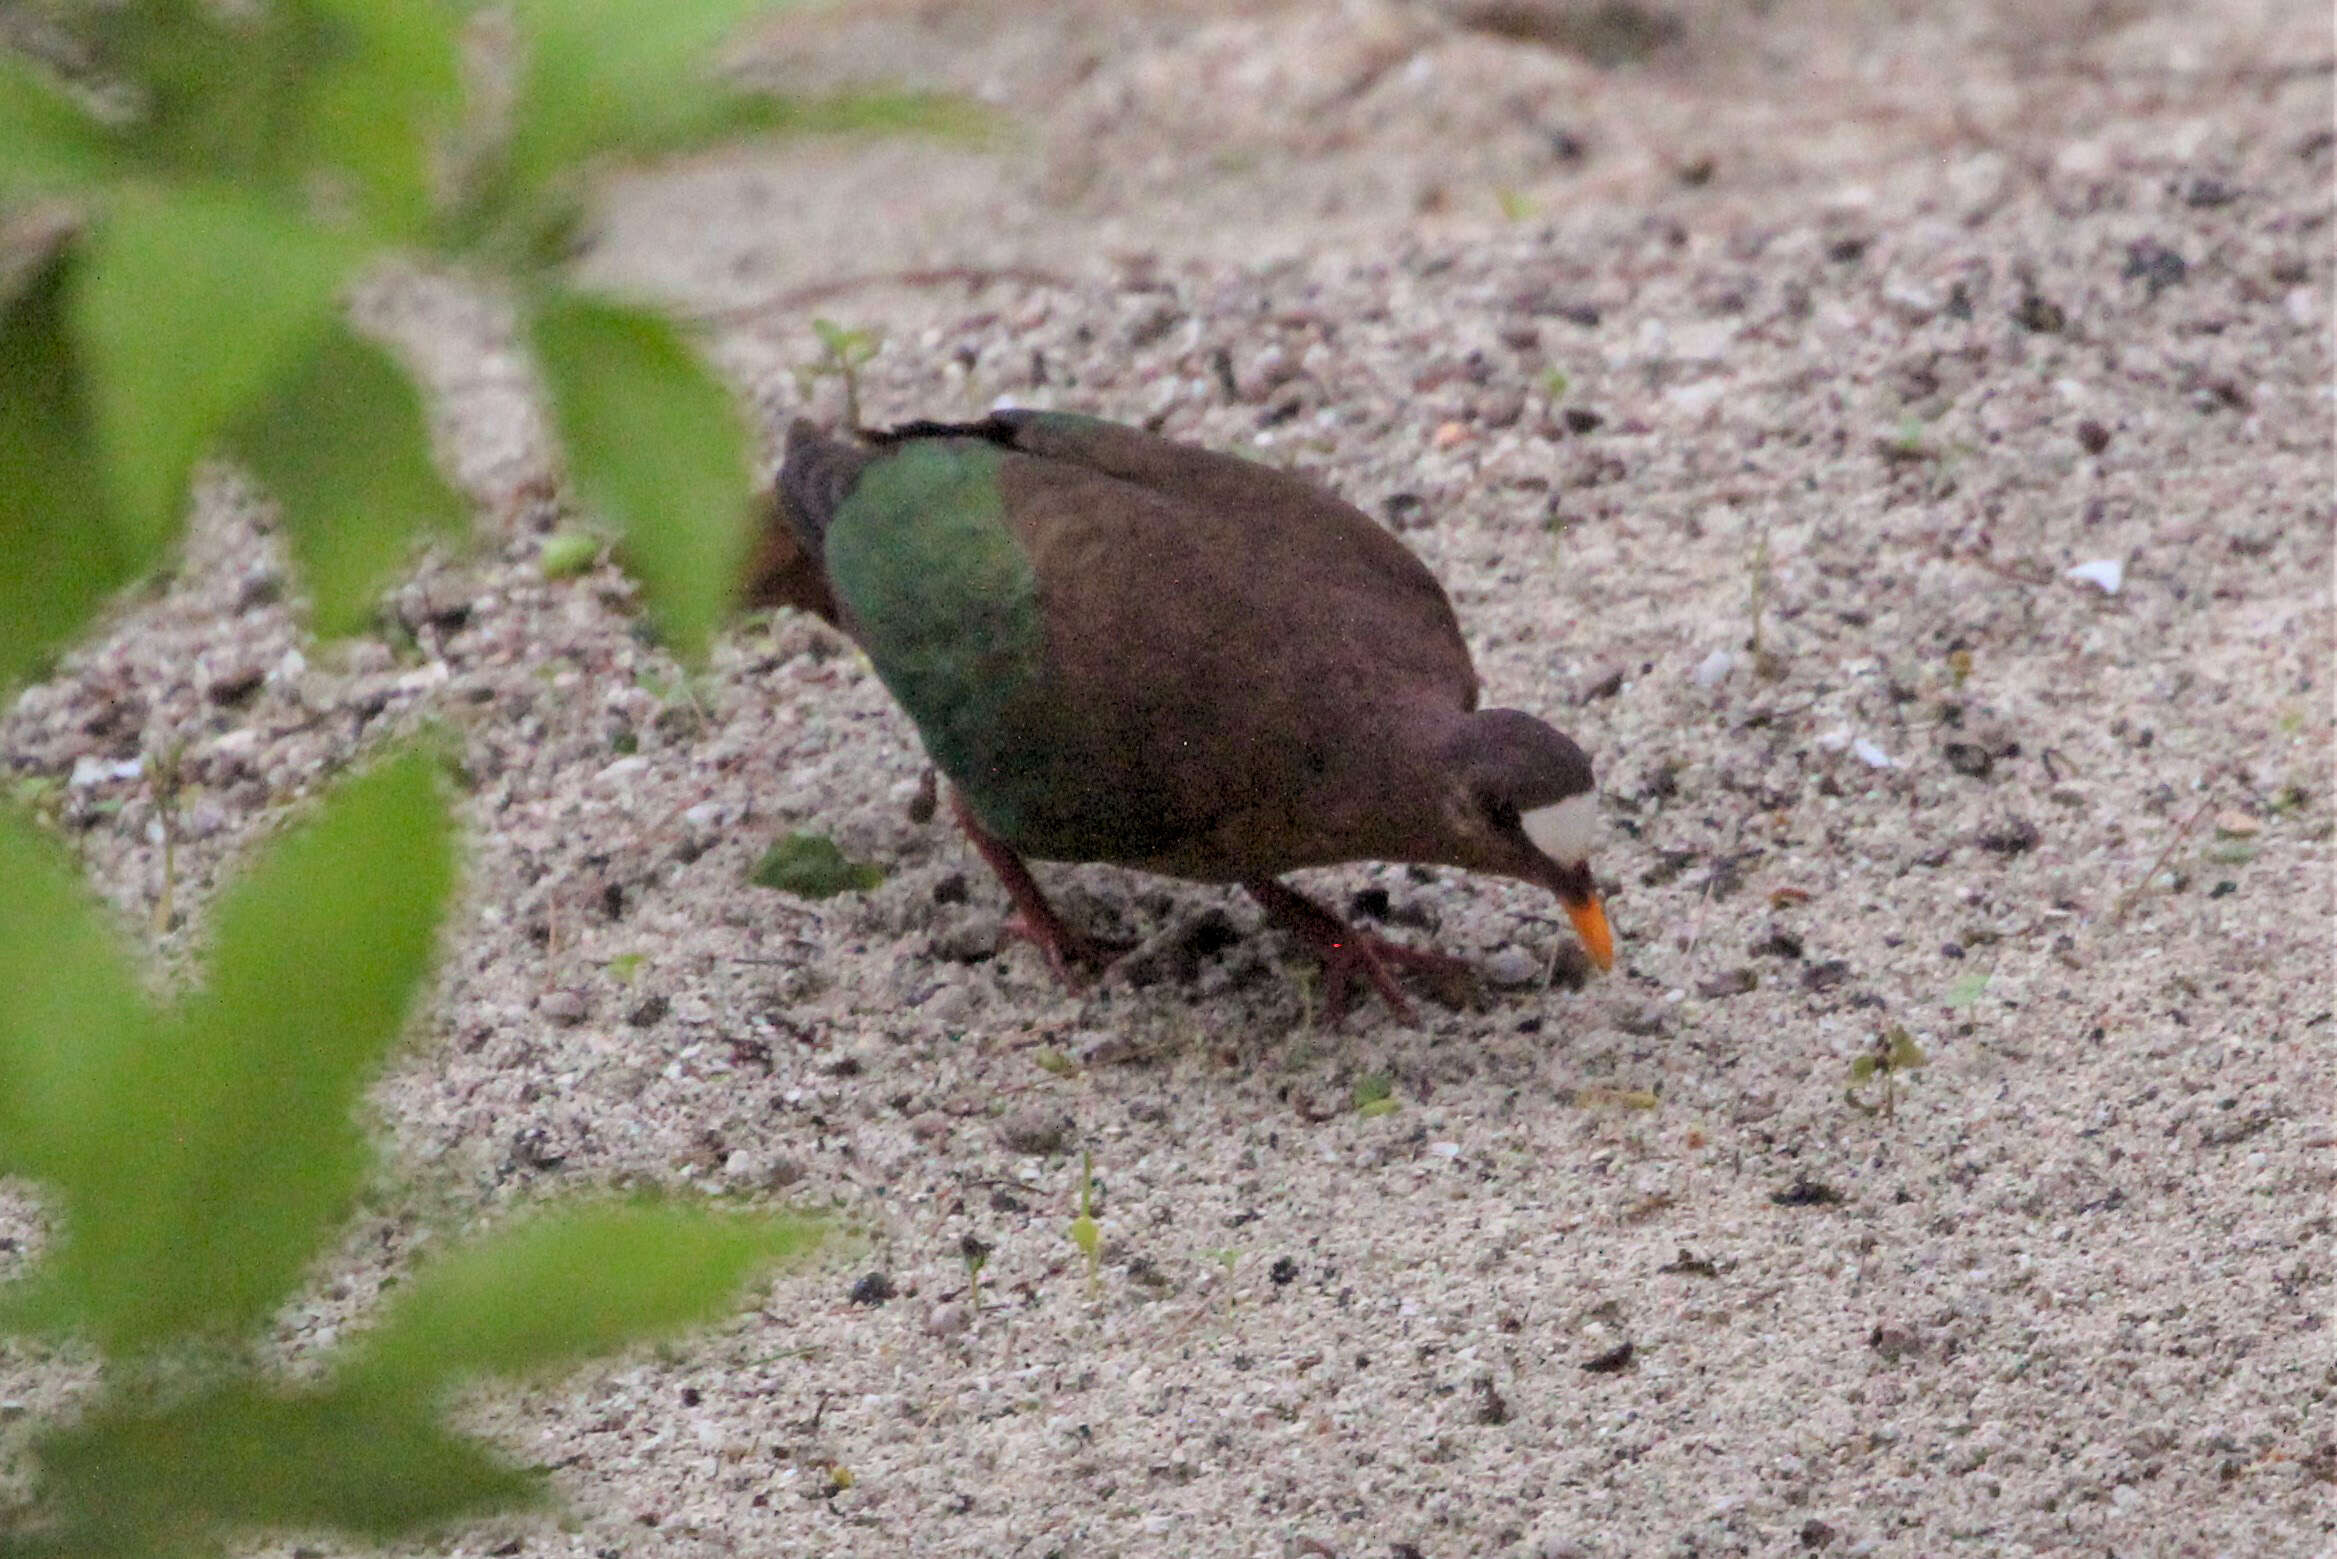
[1438,708,1615,972]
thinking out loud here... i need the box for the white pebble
[2065,558,2125,595]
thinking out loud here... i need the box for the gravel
[0,0,2330,1555]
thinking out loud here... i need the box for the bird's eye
[1482,796,1521,832]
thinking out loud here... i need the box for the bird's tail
[744,419,872,624]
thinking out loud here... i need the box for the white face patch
[1521,792,1599,866]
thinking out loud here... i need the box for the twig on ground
[2108,793,2216,924]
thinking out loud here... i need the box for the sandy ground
[2,0,2333,1555]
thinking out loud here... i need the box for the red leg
[1245,879,1478,1025]
[949,790,1122,988]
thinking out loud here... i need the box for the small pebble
[1942,741,1995,779]
[2065,558,2125,595]
[997,1108,1074,1157]
[930,915,1002,962]
[1483,946,1540,988]
[1431,420,1470,449]
[1694,967,1758,999]
[539,989,588,1026]
[926,1302,968,1337]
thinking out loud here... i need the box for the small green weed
[959,1234,992,1314]
[1845,1026,1929,1118]
[1068,1151,1102,1300]
[750,833,885,898]
[797,318,884,432]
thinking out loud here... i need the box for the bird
[747,409,1613,1023]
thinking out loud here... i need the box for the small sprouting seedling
[149,740,185,935]
[1540,367,1571,402]
[959,1234,992,1313]
[606,953,645,985]
[1068,1151,1102,1300]
[1034,1048,1078,1080]
[1206,1247,1241,1307]
[1885,415,1931,459]
[1746,525,1782,680]
[1943,973,1989,1009]
[1496,187,1538,222]
[538,529,601,580]
[1288,960,1320,1030]
[1946,647,1974,687]
[799,318,884,432]
[1845,1026,1929,1118]
[1352,1073,1398,1119]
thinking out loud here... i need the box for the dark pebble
[1695,967,1759,999]
[2013,291,2066,333]
[1801,959,1852,991]
[1977,817,2042,856]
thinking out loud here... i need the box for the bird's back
[776,413,1480,879]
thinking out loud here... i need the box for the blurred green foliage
[0,751,819,1551]
[0,0,976,672]
[0,0,990,1546]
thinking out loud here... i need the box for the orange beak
[1565,895,1615,972]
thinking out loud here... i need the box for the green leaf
[0,235,150,690]
[505,0,779,188]
[530,293,753,663]
[0,58,120,194]
[24,749,454,1351]
[230,323,464,636]
[74,187,359,561]
[297,0,463,239]
[32,1379,538,1548]
[749,832,884,898]
[342,1202,818,1393]
[1943,973,1990,1009]
[0,805,152,1188]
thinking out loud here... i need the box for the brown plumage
[754,410,1612,1020]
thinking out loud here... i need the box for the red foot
[951,791,1125,989]
[1245,879,1479,1025]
